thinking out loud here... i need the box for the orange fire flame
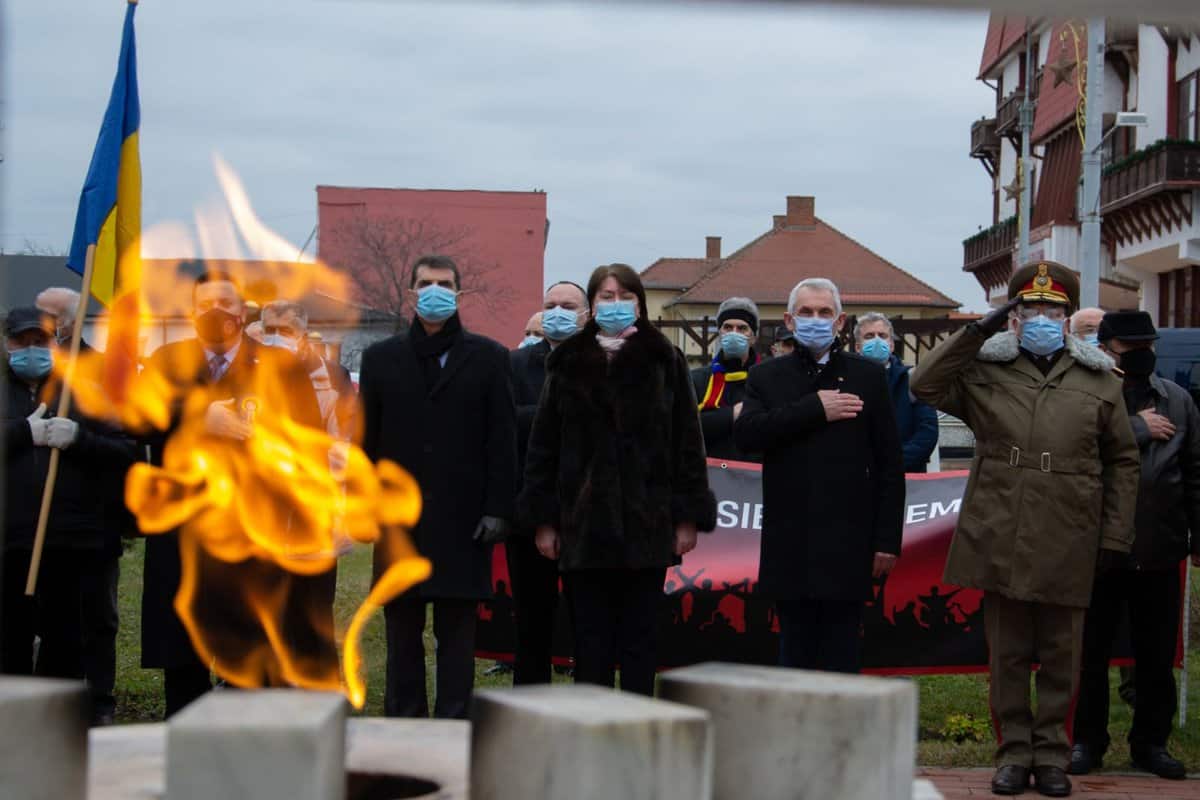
[62,156,429,707]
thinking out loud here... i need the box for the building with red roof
[642,195,960,359]
[966,15,1200,321]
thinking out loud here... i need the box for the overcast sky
[3,0,996,311]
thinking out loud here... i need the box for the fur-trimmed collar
[547,320,677,375]
[976,330,1115,372]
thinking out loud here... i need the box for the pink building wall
[316,186,547,348]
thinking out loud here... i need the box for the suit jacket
[361,324,517,599]
[734,346,905,602]
[139,336,325,669]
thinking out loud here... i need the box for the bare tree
[20,240,67,257]
[323,212,517,331]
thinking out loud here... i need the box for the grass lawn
[114,540,1200,769]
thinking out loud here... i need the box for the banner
[478,459,1147,673]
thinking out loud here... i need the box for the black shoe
[1032,765,1072,797]
[1131,746,1186,780]
[991,765,1030,795]
[1066,743,1102,775]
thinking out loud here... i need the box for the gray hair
[853,312,894,342]
[35,287,81,327]
[787,278,842,316]
[262,300,309,329]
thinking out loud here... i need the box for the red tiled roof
[666,220,959,309]
[979,14,1029,79]
[641,257,717,290]
[1033,21,1086,144]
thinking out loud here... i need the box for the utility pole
[1017,21,1035,267]
[1079,17,1105,309]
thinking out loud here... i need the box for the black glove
[473,515,510,545]
[975,297,1022,337]
[1095,548,1130,576]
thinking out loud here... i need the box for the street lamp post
[1079,16,1106,310]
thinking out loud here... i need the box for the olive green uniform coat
[911,327,1140,608]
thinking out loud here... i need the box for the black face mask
[1118,347,1156,379]
[195,309,242,345]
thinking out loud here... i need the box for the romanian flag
[66,0,141,400]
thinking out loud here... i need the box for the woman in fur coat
[519,263,716,695]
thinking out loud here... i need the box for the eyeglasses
[1017,305,1067,321]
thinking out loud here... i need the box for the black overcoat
[733,346,905,602]
[140,336,324,669]
[361,326,517,599]
[690,349,759,463]
[510,337,550,491]
[519,321,717,572]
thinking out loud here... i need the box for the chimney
[786,196,816,227]
[705,236,721,260]
[773,215,787,230]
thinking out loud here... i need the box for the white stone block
[0,677,89,800]
[471,685,713,800]
[912,778,944,799]
[166,689,347,800]
[659,662,917,800]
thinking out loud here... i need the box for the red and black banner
[478,459,1152,674]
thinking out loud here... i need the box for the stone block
[471,684,713,800]
[166,689,347,800]
[912,778,944,799]
[0,677,89,800]
[659,662,917,800]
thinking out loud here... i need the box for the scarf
[596,325,638,361]
[410,313,463,389]
[698,349,757,410]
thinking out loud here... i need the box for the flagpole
[26,244,97,595]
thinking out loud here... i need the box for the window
[1179,71,1199,141]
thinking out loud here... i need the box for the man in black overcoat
[360,255,517,719]
[140,272,329,717]
[734,277,905,673]
[507,281,588,684]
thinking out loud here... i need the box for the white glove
[27,403,49,446]
[46,417,80,450]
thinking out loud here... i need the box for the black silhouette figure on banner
[918,586,965,631]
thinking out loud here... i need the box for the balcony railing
[1100,140,1200,213]
[963,215,1018,272]
[971,118,1000,159]
[996,93,1021,136]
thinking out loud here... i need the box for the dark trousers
[564,567,666,696]
[384,596,477,719]
[776,596,864,673]
[984,592,1083,769]
[2,548,121,719]
[1074,568,1181,754]
[164,662,212,717]
[506,536,560,685]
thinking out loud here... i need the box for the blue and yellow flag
[66,0,140,305]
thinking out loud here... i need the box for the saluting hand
[819,390,863,422]
[1138,409,1176,441]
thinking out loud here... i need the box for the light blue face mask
[859,337,891,363]
[8,346,53,381]
[1020,315,1065,356]
[416,284,458,323]
[519,335,543,349]
[719,331,750,359]
[791,316,836,354]
[541,306,580,341]
[261,333,300,353]
[595,300,637,335]
[1082,333,1100,348]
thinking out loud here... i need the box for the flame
[61,157,428,707]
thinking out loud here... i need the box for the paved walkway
[920,768,1200,799]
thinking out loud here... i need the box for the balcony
[970,118,1000,160]
[995,92,1022,137]
[963,215,1017,291]
[1101,141,1200,248]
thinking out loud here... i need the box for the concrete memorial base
[659,662,918,800]
[166,690,348,800]
[89,715,467,800]
[0,677,89,800]
[912,778,945,799]
[471,684,714,800]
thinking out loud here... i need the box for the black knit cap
[4,307,54,338]
[1098,310,1158,344]
[716,296,759,334]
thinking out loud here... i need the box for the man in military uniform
[911,262,1139,797]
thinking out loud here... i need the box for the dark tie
[209,354,227,382]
